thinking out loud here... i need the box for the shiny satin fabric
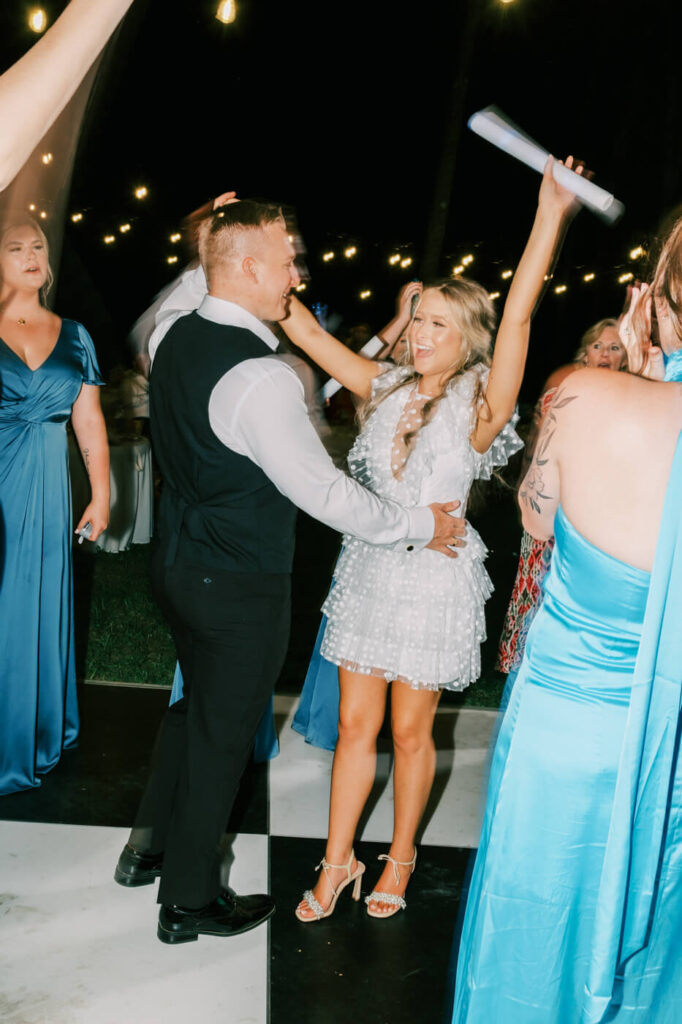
[0,320,102,795]
[292,612,340,751]
[453,437,682,1023]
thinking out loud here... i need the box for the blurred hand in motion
[213,190,239,209]
[538,155,587,221]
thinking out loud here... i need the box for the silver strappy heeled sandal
[365,848,417,919]
[295,849,365,922]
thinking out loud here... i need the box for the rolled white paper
[320,334,385,400]
[468,106,624,225]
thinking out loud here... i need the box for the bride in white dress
[282,159,584,922]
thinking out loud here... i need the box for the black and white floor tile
[0,683,498,1024]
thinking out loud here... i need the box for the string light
[28,9,48,33]
[28,204,37,212]
[215,1,237,24]
[42,195,657,298]
[41,153,53,166]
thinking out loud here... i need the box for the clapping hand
[618,283,664,378]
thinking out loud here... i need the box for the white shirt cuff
[403,506,434,552]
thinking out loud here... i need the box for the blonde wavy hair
[573,317,628,371]
[0,214,54,306]
[359,277,496,464]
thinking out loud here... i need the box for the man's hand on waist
[426,501,467,559]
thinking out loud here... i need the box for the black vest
[150,312,297,573]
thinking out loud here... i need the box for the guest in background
[0,215,109,795]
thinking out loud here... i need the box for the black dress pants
[131,552,291,908]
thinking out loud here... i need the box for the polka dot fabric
[321,364,522,691]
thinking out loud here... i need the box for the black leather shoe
[114,844,164,887]
[157,890,275,944]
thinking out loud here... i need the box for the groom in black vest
[114,200,464,944]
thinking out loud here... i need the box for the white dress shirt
[148,271,435,550]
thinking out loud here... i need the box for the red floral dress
[496,388,557,674]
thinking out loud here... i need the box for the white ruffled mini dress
[320,364,522,691]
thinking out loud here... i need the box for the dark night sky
[1,0,679,395]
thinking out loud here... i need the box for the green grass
[73,520,513,710]
[74,546,176,685]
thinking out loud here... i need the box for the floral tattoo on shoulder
[519,388,577,515]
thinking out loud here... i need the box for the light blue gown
[0,320,103,795]
[453,434,682,1023]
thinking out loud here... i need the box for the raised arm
[471,157,581,454]
[0,0,135,191]
[280,297,384,399]
[375,281,423,359]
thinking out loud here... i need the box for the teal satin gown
[453,434,682,1023]
[0,320,103,795]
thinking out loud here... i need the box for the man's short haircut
[197,199,284,279]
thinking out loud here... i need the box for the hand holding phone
[77,521,92,545]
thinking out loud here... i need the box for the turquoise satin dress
[453,434,682,1023]
[0,320,103,795]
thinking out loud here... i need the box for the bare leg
[366,681,442,915]
[296,668,387,919]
